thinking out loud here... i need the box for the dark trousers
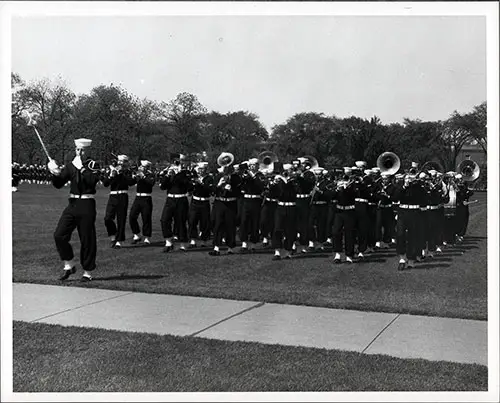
[416,210,427,252]
[54,199,97,271]
[456,205,469,236]
[367,204,377,248]
[296,198,310,245]
[129,196,153,237]
[396,209,420,260]
[240,198,262,243]
[376,207,395,243]
[332,210,356,257]
[213,200,237,248]
[260,201,277,240]
[160,196,189,242]
[188,200,211,241]
[104,194,129,241]
[443,214,457,244]
[326,203,337,239]
[273,205,297,251]
[355,203,369,253]
[308,203,328,243]
[426,209,443,252]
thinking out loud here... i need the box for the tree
[160,92,208,154]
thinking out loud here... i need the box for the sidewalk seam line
[189,301,266,337]
[29,291,135,323]
[361,313,401,354]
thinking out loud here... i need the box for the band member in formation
[353,161,371,259]
[455,174,474,242]
[260,166,281,247]
[293,158,315,254]
[102,154,136,249]
[239,158,266,252]
[209,154,241,256]
[160,153,191,252]
[188,162,214,248]
[374,171,396,249]
[331,167,358,263]
[272,164,299,260]
[129,160,156,245]
[307,168,333,251]
[48,138,100,282]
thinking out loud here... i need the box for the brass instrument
[377,152,400,175]
[301,155,319,170]
[258,151,278,174]
[457,159,480,182]
[217,152,235,168]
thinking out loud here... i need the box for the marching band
[13,140,480,280]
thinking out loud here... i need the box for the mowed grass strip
[12,186,488,320]
[13,321,487,392]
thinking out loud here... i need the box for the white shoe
[144,238,150,244]
[357,252,364,259]
[436,247,442,253]
[346,256,353,263]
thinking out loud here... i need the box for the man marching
[48,138,100,282]
[188,162,214,248]
[129,160,156,245]
[102,154,136,249]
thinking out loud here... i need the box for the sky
[11,14,486,131]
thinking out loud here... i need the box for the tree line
[12,73,486,178]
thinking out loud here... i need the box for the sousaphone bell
[377,152,401,175]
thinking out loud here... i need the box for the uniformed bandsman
[188,162,214,248]
[129,160,156,245]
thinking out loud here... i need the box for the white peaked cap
[283,163,292,171]
[372,167,381,172]
[355,161,367,168]
[455,173,463,179]
[364,169,372,175]
[411,161,419,168]
[248,158,259,165]
[179,154,186,160]
[428,169,437,176]
[344,167,352,173]
[297,157,307,163]
[197,162,209,168]
[74,138,92,148]
[140,160,152,167]
[117,154,129,162]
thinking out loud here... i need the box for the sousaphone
[377,152,401,175]
[217,152,235,167]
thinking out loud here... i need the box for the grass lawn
[12,185,487,320]
[13,321,487,392]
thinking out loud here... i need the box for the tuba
[258,151,278,174]
[217,152,235,168]
[301,155,319,170]
[457,159,480,182]
[377,152,401,175]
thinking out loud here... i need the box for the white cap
[455,173,463,179]
[283,163,292,171]
[418,172,427,179]
[355,161,367,168]
[411,161,419,168]
[74,138,92,148]
[344,167,352,174]
[248,158,258,165]
[117,154,129,162]
[140,160,152,167]
[364,169,372,175]
[197,162,208,168]
[381,171,391,177]
[274,175,287,182]
[372,167,381,173]
[322,169,328,175]
[428,169,437,176]
[297,157,307,163]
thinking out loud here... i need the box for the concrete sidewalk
[13,283,487,366]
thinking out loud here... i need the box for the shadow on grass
[93,274,166,281]
[411,263,451,270]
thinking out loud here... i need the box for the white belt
[69,194,95,199]
[399,204,420,210]
[296,194,310,198]
[265,198,278,202]
[313,201,327,205]
[110,190,128,195]
[278,201,296,206]
[420,207,428,211]
[355,198,368,203]
[167,193,188,198]
[428,205,442,210]
[244,194,261,199]
[192,195,210,201]
[216,197,237,202]
[444,205,456,209]
[379,204,392,208]
[337,205,355,210]
[136,193,151,197]
[368,202,377,206]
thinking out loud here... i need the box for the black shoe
[162,245,173,253]
[80,275,92,282]
[272,255,281,261]
[59,266,76,281]
[208,250,220,256]
[397,262,405,271]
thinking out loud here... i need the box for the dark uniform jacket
[52,162,100,194]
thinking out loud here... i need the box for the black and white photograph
[1,1,499,401]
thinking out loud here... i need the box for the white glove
[224,184,231,191]
[72,156,83,170]
[47,159,61,176]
